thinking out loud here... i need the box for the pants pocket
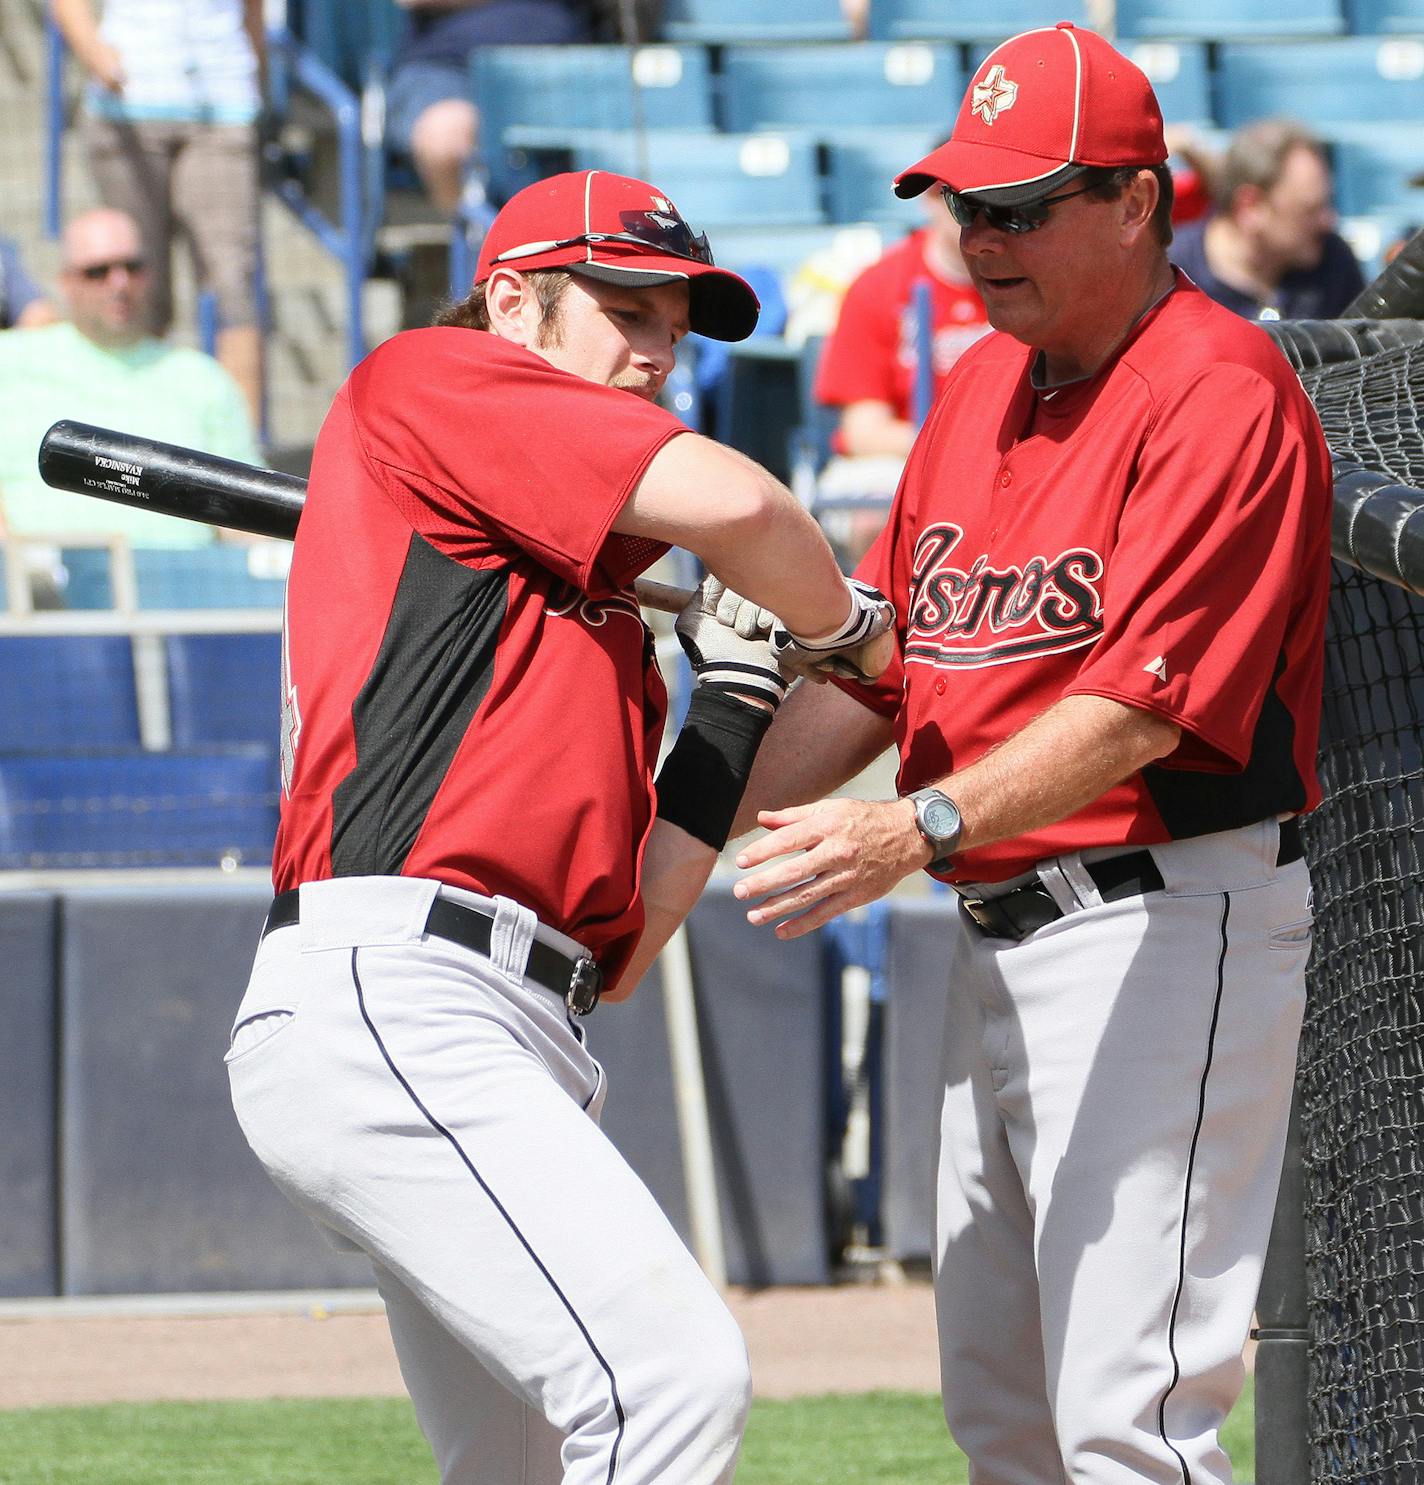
[1268,917,1314,951]
[225,1007,296,1062]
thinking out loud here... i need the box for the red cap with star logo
[475,169,760,341]
[894,22,1166,204]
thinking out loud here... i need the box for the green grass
[0,1381,1254,1484]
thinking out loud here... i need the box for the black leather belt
[957,818,1304,943]
[261,889,604,1015]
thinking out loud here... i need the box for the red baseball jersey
[840,272,1333,883]
[273,327,684,984]
[813,227,990,447]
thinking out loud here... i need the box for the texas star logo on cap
[971,64,1019,127]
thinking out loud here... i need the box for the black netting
[1291,336,1424,1481]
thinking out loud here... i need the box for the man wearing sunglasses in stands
[0,207,259,602]
[226,169,890,1485]
[726,25,1333,1483]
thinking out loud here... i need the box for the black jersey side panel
[330,533,509,877]
[1143,649,1306,839]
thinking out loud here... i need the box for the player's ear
[485,268,539,347]
[1119,170,1159,245]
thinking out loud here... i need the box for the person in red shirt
[224,169,891,1485]
[725,26,1329,1483]
[814,190,989,463]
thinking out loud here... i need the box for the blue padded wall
[598,882,832,1285]
[0,893,59,1296]
[881,896,963,1262]
[0,635,140,749]
[165,633,283,748]
[0,747,279,870]
[58,885,373,1294]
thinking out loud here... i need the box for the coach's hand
[675,578,788,710]
[771,578,896,684]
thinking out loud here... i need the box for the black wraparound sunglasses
[941,181,1098,235]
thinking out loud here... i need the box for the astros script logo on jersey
[905,522,1104,670]
[545,587,644,632]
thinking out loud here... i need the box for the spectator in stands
[815,191,988,463]
[1170,118,1364,321]
[0,208,259,567]
[51,0,265,427]
[810,188,990,556]
[387,0,591,215]
[0,239,58,330]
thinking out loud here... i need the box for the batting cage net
[1275,321,1424,1482]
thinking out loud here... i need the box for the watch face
[922,798,959,838]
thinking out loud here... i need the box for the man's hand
[732,796,931,937]
[675,578,788,710]
[771,578,896,684]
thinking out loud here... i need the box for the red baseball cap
[895,22,1166,204]
[475,170,760,342]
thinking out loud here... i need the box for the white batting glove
[675,578,789,709]
[770,578,896,684]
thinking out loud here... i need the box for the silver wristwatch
[907,787,963,870]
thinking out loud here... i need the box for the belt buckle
[566,956,603,1016]
[958,894,994,933]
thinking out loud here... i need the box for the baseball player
[223,168,892,1485]
[725,26,1332,1483]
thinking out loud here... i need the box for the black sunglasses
[941,181,1098,235]
[491,216,714,269]
[75,257,148,280]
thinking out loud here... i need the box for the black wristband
[655,689,775,850]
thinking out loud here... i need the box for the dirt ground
[0,1283,941,1410]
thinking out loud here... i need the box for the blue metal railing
[266,26,368,369]
[44,14,64,240]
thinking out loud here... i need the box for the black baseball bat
[35,420,694,612]
[38,419,305,540]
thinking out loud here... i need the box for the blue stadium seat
[719,43,963,136]
[0,747,279,870]
[287,0,407,89]
[1333,132,1424,215]
[1215,37,1424,127]
[165,633,283,749]
[869,0,1087,43]
[471,44,714,157]
[62,547,289,611]
[1343,0,1424,31]
[661,0,854,42]
[571,132,824,226]
[1117,0,1344,38]
[709,223,851,280]
[1122,41,1213,124]
[0,636,140,750]
[824,130,944,226]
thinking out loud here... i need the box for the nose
[639,337,677,380]
[958,211,1002,255]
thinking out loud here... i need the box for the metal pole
[1255,1089,1310,1484]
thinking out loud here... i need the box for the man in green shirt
[0,207,259,549]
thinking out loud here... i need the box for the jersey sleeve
[1065,362,1327,771]
[349,330,684,595]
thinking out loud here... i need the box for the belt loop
[1039,857,1093,914]
[489,895,537,981]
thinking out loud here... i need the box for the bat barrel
[37,420,306,541]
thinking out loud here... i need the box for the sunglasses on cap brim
[490,216,715,269]
[940,181,1098,235]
